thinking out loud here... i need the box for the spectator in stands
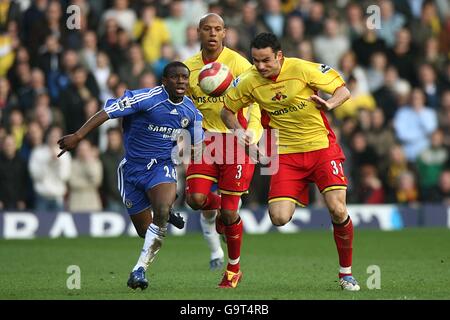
[7,108,26,150]
[59,65,97,134]
[410,0,442,48]
[352,164,385,204]
[393,87,438,162]
[92,51,112,104]
[395,170,419,204]
[296,39,315,61]
[79,31,99,73]
[68,139,103,212]
[133,4,171,65]
[387,27,418,85]
[365,51,388,93]
[345,3,365,41]
[28,0,67,64]
[430,169,450,205]
[101,0,136,37]
[118,43,153,90]
[29,125,71,211]
[416,129,448,201]
[164,0,189,51]
[438,90,450,147]
[235,1,268,58]
[366,108,397,172]
[0,135,28,210]
[376,0,406,48]
[351,25,387,68]
[313,17,350,69]
[177,25,200,62]
[0,77,18,124]
[258,0,286,38]
[417,63,443,110]
[280,15,306,58]
[100,127,125,213]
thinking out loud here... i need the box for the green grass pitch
[1,228,449,300]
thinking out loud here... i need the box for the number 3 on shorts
[235,164,242,179]
[330,160,344,175]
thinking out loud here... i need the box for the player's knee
[219,209,238,225]
[328,200,347,222]
[269,208,292,226]
[152,203,171,221]
[186,193,206,210]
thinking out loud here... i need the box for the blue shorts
[117,158,177,215]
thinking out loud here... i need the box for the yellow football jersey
[184,47,262,143]
[224,57,346,154]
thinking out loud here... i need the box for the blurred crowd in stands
[0,0,449,212]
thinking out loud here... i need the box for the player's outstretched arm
[57,110,109,157]
[310,86,351,112]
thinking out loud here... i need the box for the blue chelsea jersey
[104,86,203,164]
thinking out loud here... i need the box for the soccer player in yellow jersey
[221,33,360,291]
[184,13,262,288]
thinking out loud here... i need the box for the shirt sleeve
[304,61,346,95]
[246,103,263,144]
[188,108,204,145]
[103,88,151,119]
[223,75,254,113]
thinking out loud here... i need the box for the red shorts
[268,143,347,206]
[186,132,255,195]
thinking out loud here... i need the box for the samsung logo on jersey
[148,124,182,139]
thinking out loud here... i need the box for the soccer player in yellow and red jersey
[184,13,262,288]
[221,32,360,291]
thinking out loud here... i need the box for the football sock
[133,223,167,271]
[332,215,354,278]
[200,211,224,261]
[202,192,221,210]
[224,216,243,273]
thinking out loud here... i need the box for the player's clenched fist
[57,133,82,157]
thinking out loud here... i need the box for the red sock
[224,217,243,273]
[333,216,354,278]
[202,192,221,210]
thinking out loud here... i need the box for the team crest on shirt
[319,64,331,74]
[118,97,131,111]
[180,117,190,128]
[232,76,241,88]
[125,199,133,208]
[271,92,287,101]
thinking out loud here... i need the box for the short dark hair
[162,61,189,78]
[251,32,281,53]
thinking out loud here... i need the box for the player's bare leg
[267,200,296,226]
[127,183,176,290]
[130,209,153,238]
[186,178,223,270]
[130,207,184,239]
[323,189,360,291]
[201,209,224,270]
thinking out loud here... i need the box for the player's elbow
[341,86,351,102]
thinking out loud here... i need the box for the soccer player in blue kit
[57,62,203,290]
